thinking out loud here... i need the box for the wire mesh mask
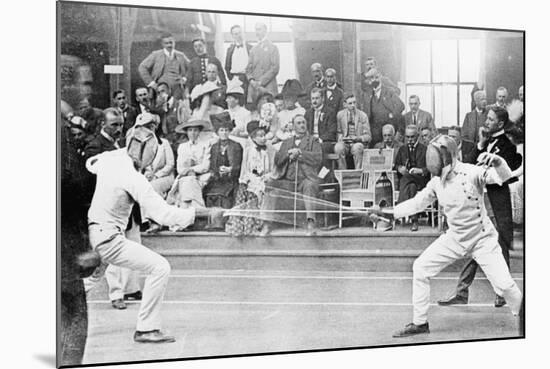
[126,127,159,171]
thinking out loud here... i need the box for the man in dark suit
[438,106,523,307]
[324,68,344,113]
[112,89,138,137]
[403,95,436,133]
[394,125,430,231]
[447,125,475,164]
[374,124,403,165]
[462,90,488,144]
[360,57,400,96]
[84,108,123,159]
[362,68,405,147]
[304,63,327,101]
[262,114,323,236]
[186,38,226,94]
[225,24,252,98]
[138,32,189,100]
[304,87,337,168]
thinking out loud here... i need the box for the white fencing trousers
[94,233,171,332]
[412,232,522,325]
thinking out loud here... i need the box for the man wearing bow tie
[225,24,252,99]
[305,63,327,102]
[438,106,523,307]
[324,68,344,113]
[246,22,280,105]
[186,38,226,94]
[138,32,189,100]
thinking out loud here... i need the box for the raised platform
[142,224,524,273]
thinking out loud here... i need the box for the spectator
[489,86,509,109]
[262,115,323,236]
[462,90,488,144]
[112,89,138,137]
[403,95,435,134]
[189,80,224,130]
[362,68,405,147]
[77,98,104,137]
[186,38,226,94]
[204,63,227,109]
[360,56,400,96]
[394,125,429,231]
[305,63,326,100]
[324,68,344,113]
[204,112,243,224]
[250,90,275,121]
[274,94,285,113]
[277,79,306,136]
[304,87,337,168]
[334,94,371,169]
[138,32,189,100]
[447,125,475,164]
[84,108,123,159]
[67,115,92,157]
[419,127,434,146]
[374,124,403,164]
[155,82,184,145]
[246,22,280,105]
[135,87,154,114]
[225,120,274,237]
[224,78,252,145]
[225,24,252,98]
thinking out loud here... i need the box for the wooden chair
[334,169,373,228]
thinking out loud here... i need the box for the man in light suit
[403,95,435,134]
[246,23,280,104]
[334,94,371,169]
[138,32,189,100]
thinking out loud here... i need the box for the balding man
[361,57,400,95]
[305,63,326,99]
[394,125,429,231]
[489,86,509,109]
[324,68,344,112]
[186,38,226,94]
[246,22,280,104]
[374,124,403,164]
[462,90,488,144]
[362,68,405,147]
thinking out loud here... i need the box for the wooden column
[341,21,357,94]
[108,7,138,99]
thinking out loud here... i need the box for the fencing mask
[127,126,159,171]
[426,134,458,182]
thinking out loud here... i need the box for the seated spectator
[204,63,227,109]
[67,115,92,157]
[488,86,509,110]
[403,95,435,133]
[506,126,524,225]
[261,115,323,236]
[189,80,224,135]
[155,82,184,144]
[225,120,274,237]
[84,108,123,159]
[186,38,226,94]
[420,127,434,146]
[167,118,211,220]
[225,78,251,145]
[204,112,243,221]
[274,94,285,113]
[304,87,337,168]
[304,63,326,104]
[250,91,274,121]
[394,125,429,231]
[334,94,371,169]
[259,102,279,144]
[447,125,475,163]
[135,86,154,114]
[374,124,403,164]
[324,68,344,113]
[275,80,306,145]
[77,97,104,137]
[462,90,487,144]
[112,89,138,137]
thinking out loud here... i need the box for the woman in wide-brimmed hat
[225,77,251,144]
[203,113,243,228]
[166,117,212,230]
[225,120,275,237]
[189,80,225,127]
[275,79,306,144]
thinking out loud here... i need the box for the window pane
[459,84,475,125]
[459,39,481,82]
[405,85,432,117]
[434,85,458,127]
[406,40,431,83]
[219,14,245,33]
[244,15,271,33]
[275,42,297,89]
[432,40,457,83]
[269,17,292,32]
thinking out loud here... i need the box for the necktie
[413,113,417,126]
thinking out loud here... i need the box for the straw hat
[225,77,245,97]
[190,81,222,103]
[174,116,209,133]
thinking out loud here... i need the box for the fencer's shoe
[437,295,468,306]
[392,322,430,338]
[133,330,176,343]
[410,221,419,232]
[111,299,127,310]
[124,291,143,301]
[306,219,317,236]
[259,224,271,237]
[495,295,506,307]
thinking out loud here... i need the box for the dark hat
[211,112,235,132]
[254,90,274,109]
[281,79,306,98]
[246,120,268,137]
[175,116,209,133]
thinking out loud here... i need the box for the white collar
[491,129,505,138]
[100,129,115,143]
[326,83,337,90]
[374,84,382,94]
[314,105,324,112]
[163,49,175,58]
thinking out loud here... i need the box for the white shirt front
[230,44,249,74]
[87,149,195,238]
[227,106,252,136]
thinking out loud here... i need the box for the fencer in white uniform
[371,135,522,338]
[86,126,220,343]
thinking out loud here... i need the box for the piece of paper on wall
[104,65,123,74]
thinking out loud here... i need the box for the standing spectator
[374,124,403,164]
[224,78,251,146]
[489,86,509,109]
[324,68,344,113]
[112,89,138,137]
[461,90,488,144]
[438,106,522,307]
[204,112,243,221]
[394,125,429,232]
[360,56,400,96]
[334,94,371,169]
[447,125,475,164]
[186,38,226,94]
[304,87,337,167]
[225,24,252,99]
[403,95,435,134]
[138,32,189,100]
[362,68,405,147]
[304,63,326,100]
[204,63,227,109]
[246,22,280,105]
